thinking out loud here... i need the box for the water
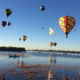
[0,51,80,80]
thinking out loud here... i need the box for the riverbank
[27,49,80,54]
[0,47,26,52]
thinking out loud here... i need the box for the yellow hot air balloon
[22,36,27,41]
[59,16,76,38]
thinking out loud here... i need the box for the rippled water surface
[0,51,80,80]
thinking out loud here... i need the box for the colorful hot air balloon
[40,6,45,11]
[49,42,53,47]
[2,21,7,27]
[7,22,11,26]
[5,9,12,17]
[59,16,76,38]
[22,36,27,41]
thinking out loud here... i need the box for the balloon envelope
[5,9,12,17]
[22,36,27,41]
[40,6,45,11]
[2,21,7,27]
[53,42,57,46]
[7,22,11,26]
[19,38,21,41]
[42,27,44,30]
[59,16,76,38]
[49,28,54,36]
[49,42,53,47]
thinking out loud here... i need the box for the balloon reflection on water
[0,54,80,80]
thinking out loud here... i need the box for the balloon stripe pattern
[59,16,76,37]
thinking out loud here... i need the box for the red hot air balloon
[2,21,7,27]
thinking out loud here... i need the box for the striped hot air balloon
[59,16,76,38]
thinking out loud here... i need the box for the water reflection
[19,61,25,68]
[49,55,56,64]
[63,74,70,80]
[48,70,54,80]
[0,51,80,80]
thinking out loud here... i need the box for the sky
[0,0,80,51]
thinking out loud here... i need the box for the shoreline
[26,50,80,54]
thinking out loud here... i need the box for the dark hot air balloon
[40,6,45,11]
[19,38,21,41]
[53,42,57,46]
[42,27,44,30]
[7,22,11,26]
[5,9,12,18]
[2,21,7,27]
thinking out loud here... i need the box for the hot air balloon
[49,42,53,47]
[53,42,57,46]
[2,21,7,27]
[22,36,27,41]
[5,9,12,18]
[59,16,76,38]
[19,38,21,41]
[40,6,45,11]
[7,22,11,26]
[42,27,44,30]
[49,28,54,36]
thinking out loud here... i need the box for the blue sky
[0,0,80,51]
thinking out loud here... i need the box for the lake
[0,51,80,80]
